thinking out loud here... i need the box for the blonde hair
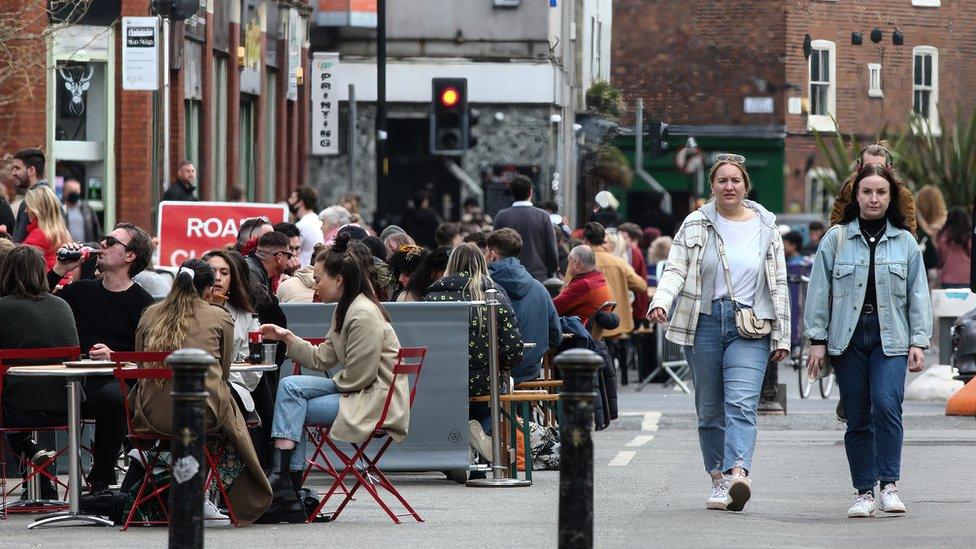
[606,230,629,262]
[140,259,214,374]
[24,186,70,249]
[648,236,673,264]
[708,160,752,193]
[445,243,494,335]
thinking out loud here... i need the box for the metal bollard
[553,348,605,549]
[467,289,530,488]
[167,349,215,549]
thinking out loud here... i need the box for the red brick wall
[0,0,49,153]
[116,0,154,231]
[611,0,788,127]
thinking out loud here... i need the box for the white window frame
[807,40,836,132]
[912,0,941,7]
[912,46,940,135]
[868,63,883,98]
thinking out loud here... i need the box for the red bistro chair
[0,346,80,518]
[305,346,427,524]
[111,351,242,529]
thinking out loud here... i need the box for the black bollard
[553,348,605,549]
[167,349,215,549]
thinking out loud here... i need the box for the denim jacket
[803,220,932,356]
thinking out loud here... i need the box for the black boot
[257,448,306,524]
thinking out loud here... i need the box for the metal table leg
[28,378,113,529]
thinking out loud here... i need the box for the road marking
[642,412,662,432]
[625,435,655,447]
[609,451,636,467]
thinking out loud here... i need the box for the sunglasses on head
[713,153,746,164]
[857,144,893,166]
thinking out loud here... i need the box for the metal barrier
[636,325,691,393]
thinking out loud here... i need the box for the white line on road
[642,412,662,432]
[625,435,655,447]
[609,451,636,467]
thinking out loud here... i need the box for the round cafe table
[5,361,277,529]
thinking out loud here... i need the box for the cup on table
[262,343,278,365]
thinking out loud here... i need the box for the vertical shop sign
[122,17,159,90]
[311,52,339,156]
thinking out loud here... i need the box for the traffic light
[644,119,670,158]
[430,78,469,155]
[467,107,480,149]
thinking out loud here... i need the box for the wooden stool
[469,392,560,481]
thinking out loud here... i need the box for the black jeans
[2,405,66,462]
[80,379,126,484]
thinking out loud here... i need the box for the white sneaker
[726,475,752,512]
[847,493,876,518]
[880,484,906,514]
[203,498,231,527]
[705,477,731,510]
[468,420,494,462]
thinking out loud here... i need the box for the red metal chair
[111,351,242,529]
[305,346,427,524]
[0,346,80,518]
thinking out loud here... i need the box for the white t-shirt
[296,211,324,266]
[712,214,764,306]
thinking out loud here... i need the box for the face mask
[288,202,299,214]
[66,192,81,204]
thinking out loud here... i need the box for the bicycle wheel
[819,373,835,398]
[798,364,814,398]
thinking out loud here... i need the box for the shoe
[19,474,60,501]
[705,477,731,510]
[28,449,57,467]
[847,493,876,518]
[468,420,494,462]
[203,498,231,527]
[726,475,752,512]
[880,484,906,514]
[266,448,300,502]
[836,400,846,423]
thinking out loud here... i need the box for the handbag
[714,233,773,339]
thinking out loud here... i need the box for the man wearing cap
[492,175,559,282]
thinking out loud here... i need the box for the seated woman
[388,244,429,302]
[423,244,523,430]
[259,232,409,522]
[0,245,79,499]
[22,186,71,271]
[130,259,272,525]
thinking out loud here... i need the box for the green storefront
[612,126,786,222]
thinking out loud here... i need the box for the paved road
[3,374,974,547]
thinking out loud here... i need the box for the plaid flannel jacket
[650,205,791,353]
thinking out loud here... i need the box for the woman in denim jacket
[649,155,790,513]
[805,164,932,518]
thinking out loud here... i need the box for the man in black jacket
[492,175,559,282]
[162,160,198,201]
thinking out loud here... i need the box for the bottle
[247,314,264,364]
[57,246,101,262]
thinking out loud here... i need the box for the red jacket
[553,269,612,322]
[629,247,650,321]
[22,220,58,271]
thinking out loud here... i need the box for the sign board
[156,201,288,267]
[311,52,340,155]
[315,0,378,28]
[286,8,302,101]
[744,96,774,114]
[122,17,159,91]
[788,97,803,115]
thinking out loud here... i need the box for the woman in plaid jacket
[649,154,790,513]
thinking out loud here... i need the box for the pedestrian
[9,147,50,243]
[400,190,442,250]
[49,223,156,492]
[22,185,71,271]
[828,142,917,235]
[162,160,198,201]
[937,206,971,289]
[648,153,791,513]
[285,186,323,265]
[804,164,931,518]
[782,231,805,267]
[578,222,647,338]
[383,229,416,256]
[258,232,409,523]
[493,175,559,282]
[62,178,102,243]
[435,222,462,248]
[589,190,620,228]
[235,216,273,256]
[132,258,272,525]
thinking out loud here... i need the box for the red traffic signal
[440,86,461,108]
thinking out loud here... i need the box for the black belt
[862,304,876,315]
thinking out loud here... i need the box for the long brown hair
[202,249,254,313]
[0,245,49,299]
[319,232,389,333]
[141,259,215,367]
[839,165,909,231]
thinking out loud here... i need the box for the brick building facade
[612,0,976,216]
[0,0,312,232]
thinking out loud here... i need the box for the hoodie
[489,256,561,382]
[276,265,317,303]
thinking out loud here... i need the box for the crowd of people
[0,141,959,522]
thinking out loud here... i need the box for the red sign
[157,201,289,267]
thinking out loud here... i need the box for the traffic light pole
[375,0,387,219]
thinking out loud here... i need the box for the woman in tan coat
[130,258,272,525]
[259,232,408,521]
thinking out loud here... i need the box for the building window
[239,98,256,201]
[808,40,836,132]
[911,0,940,7]
[184,100,202,170]
[912,46,939,132]
[868,63,883,98]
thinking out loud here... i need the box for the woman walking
[805,165,931,518]
[648,154,790,512]
[936,206,971,289]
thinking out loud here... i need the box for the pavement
[2,362,974,548]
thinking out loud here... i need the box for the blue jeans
[683,299,769,474]
[270,375,342,471]
[832,312,907,491]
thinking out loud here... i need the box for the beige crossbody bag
[714,232,773,339]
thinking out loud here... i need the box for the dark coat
[400,207,441,250]
[493,205,559,282]
[162,179,198,201]
[423,272,523,396]
[0,197,14,235]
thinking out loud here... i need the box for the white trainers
[468,420,494,462]
[705,477,731,510]
[880,484,906,514]
[203,498,231,527]
[847,493,876,518]
[726,475,752,512]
